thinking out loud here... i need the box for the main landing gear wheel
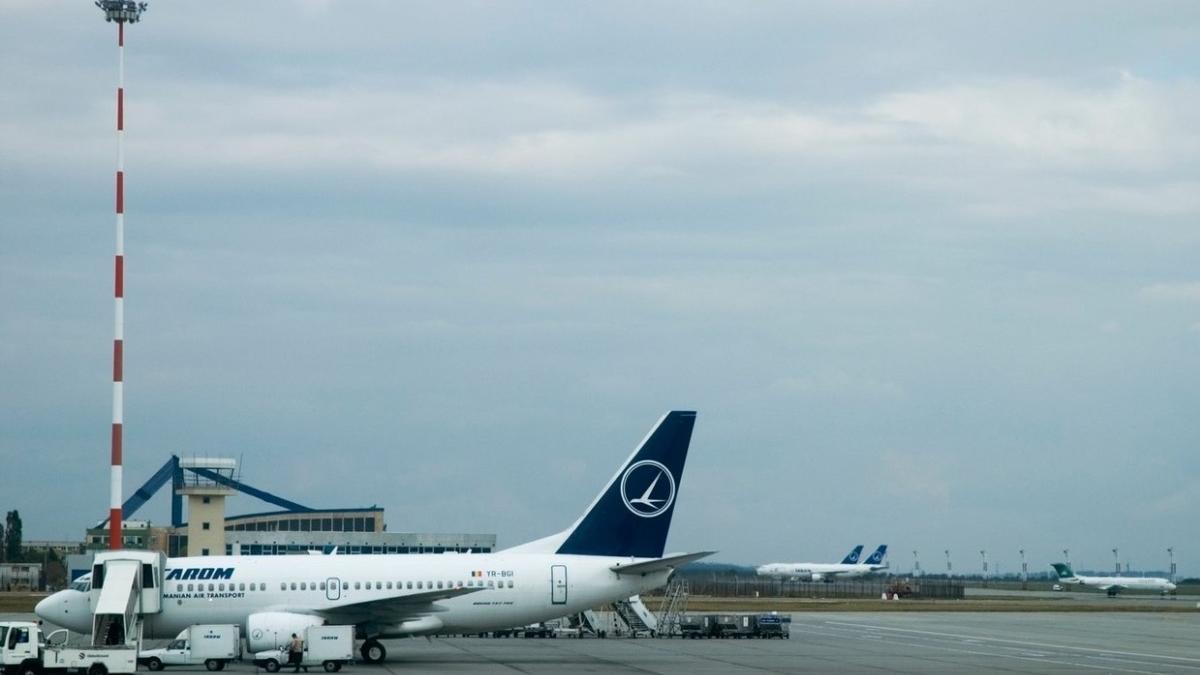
[360,639,386,664]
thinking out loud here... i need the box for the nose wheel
[360,639,386,664]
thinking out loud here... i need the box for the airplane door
[551,565,567,605]
[326,577,341,601]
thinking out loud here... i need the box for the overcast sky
[2,1,1198,576]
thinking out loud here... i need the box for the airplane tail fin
[507,411,696,558]
[1051,562,1076,579]
[864,545,888,566]
[840,545,865,565]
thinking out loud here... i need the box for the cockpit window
[70,577,92,592]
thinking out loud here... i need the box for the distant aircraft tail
[840,545,865,565]
[864,545,888,566]
[507,411,697,558]
[1051,562,1076,579]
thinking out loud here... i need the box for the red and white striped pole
[110,18,126,551]
[99,1,147,551]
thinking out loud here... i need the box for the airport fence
[681,576,965,600]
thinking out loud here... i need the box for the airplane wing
[314,587,486,623]
[1097,584,1124,592]
[610,551,716,575]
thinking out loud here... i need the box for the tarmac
[8,611,1200,673]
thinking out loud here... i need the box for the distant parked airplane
[757,545,888,581]
[1051,563,1176,597]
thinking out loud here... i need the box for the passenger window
[290,582,297,591]
[280,583,286,591]
[507,580,513,588]
[487,580,494,588]
[416,581,423,589]
[208,584,215,591]
[239,583,245,591]
[386,582,392,589]
[406,582,412,589]
[320,582,326,591]
[300,582,307,591]
[354,582,360,590]
[219,583,225,591]
[176,584,183,592]
[342,582,349,590]
[436,581,443,589]
[188,584,195,592]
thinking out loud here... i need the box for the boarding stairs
[569,609,603,636]
[612,595,658,637]
[88,551,165,648]
[655,579,689,637]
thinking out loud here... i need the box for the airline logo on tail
[1052,563,1077,579]
[621,460,676,517]
[864,545,888,566]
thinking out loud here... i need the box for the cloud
[869,73,1197,170]
[1140,282,1200,302]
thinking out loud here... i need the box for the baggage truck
[138,625,241,671]
[1,621,137,675]
[252,626,353,673]
[755,614,790,639]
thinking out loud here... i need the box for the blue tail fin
[555,411,696,558]
[864,545,888,565]
[840,545,865,565]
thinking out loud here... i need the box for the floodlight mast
[95,0,147,552]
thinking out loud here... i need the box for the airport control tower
[176,458,237,557]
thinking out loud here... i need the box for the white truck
[251,626,353,673]
[1,621,137,675]
[138,625,241,671]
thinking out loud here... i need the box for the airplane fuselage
[48,551,669,638]
[756,562,883,579]
[1065,574,1176,593]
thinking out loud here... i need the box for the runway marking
[824,621,1200,665]
[797,622,1169,674]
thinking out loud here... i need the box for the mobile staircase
[655,579,689,638]
[612,595,658,637]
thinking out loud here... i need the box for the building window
[365,517,376,531]
[332,518,343,532]
[201,548,210,556]
[202,522,210,531]
[202,496,211,504]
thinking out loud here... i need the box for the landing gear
[360,639,386,664]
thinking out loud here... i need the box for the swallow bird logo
[620,460,676,518]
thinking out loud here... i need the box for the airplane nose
[34,594,55,620]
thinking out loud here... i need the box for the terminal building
[71,455,494,578]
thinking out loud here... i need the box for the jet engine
[809,573,825,582]
[246,612,326,652]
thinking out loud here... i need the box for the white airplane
[756,544,888,581]
[37,411,712,663]
[1051,563,1176,597]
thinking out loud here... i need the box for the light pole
[912,550,920,577]
[95,0,149,552]
[1168,547,1176,582]
[980,550,988,587]
[1113,548,1120,576]
[1063,548,1070,566]
[945,549,952,577]
[1020,549,1028,590]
